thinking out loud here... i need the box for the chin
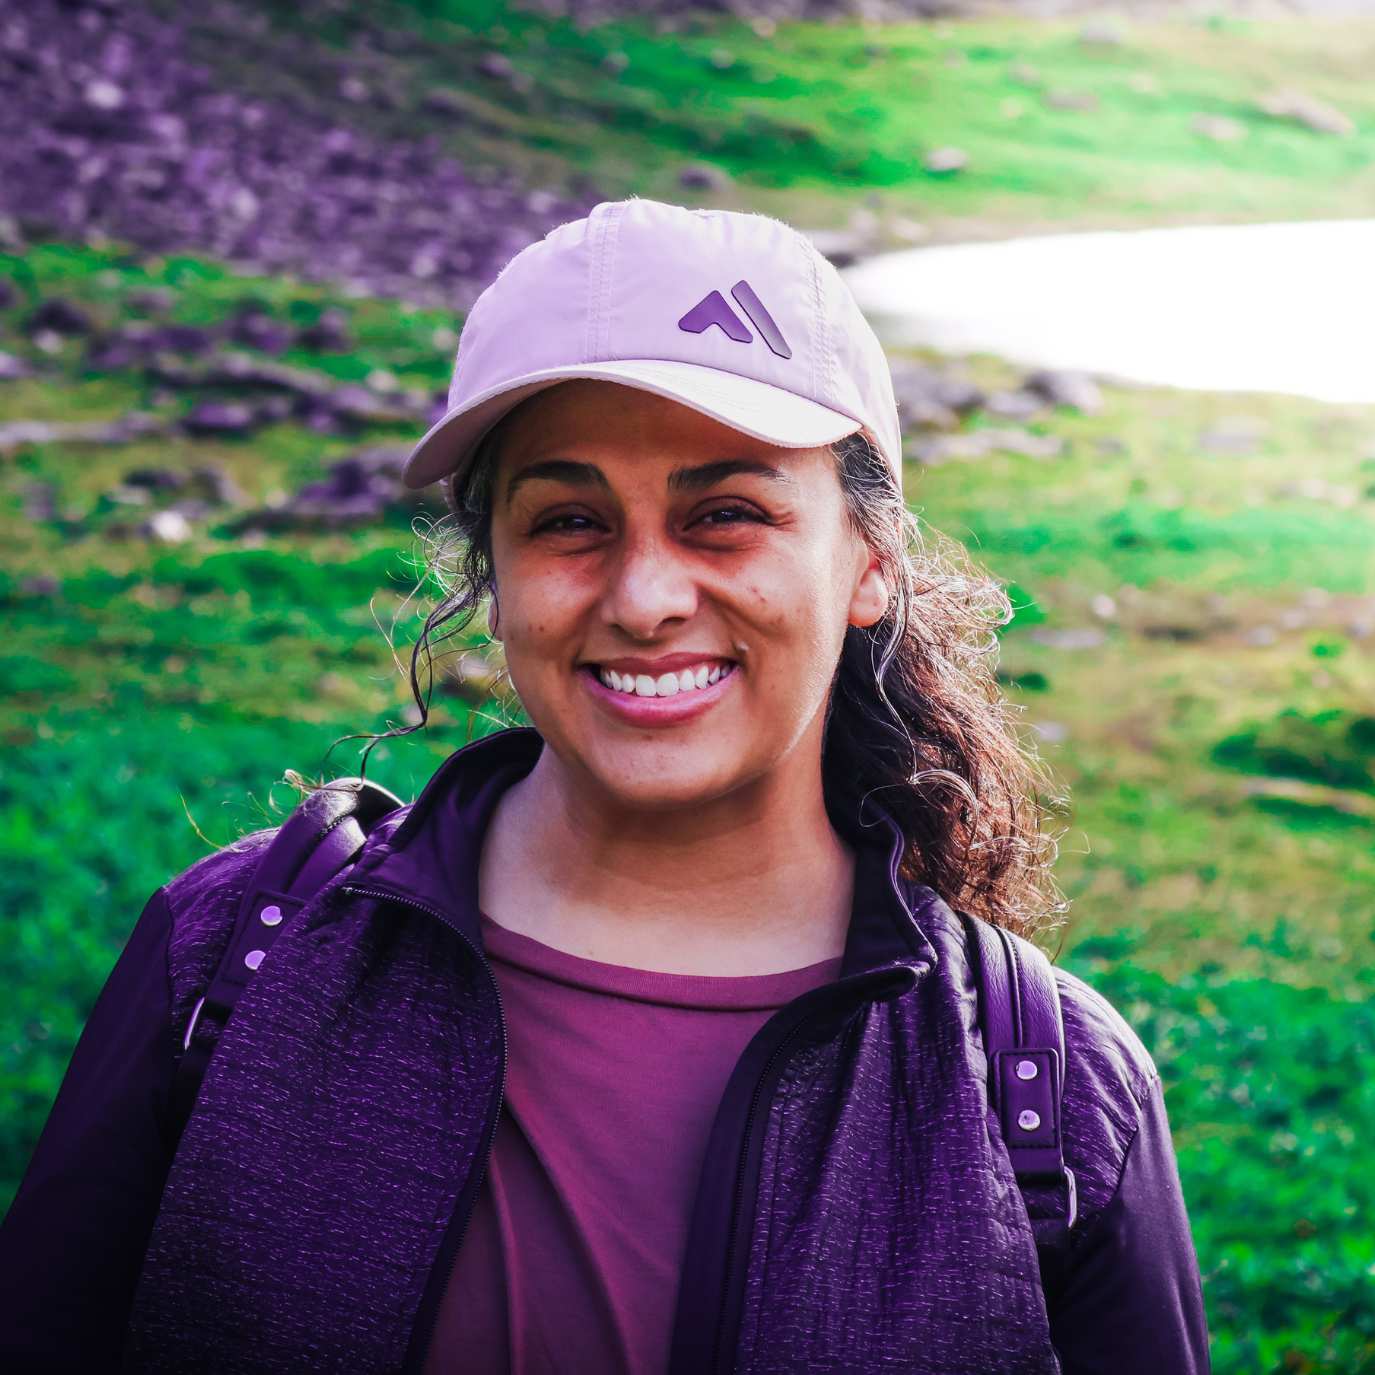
[579,736,750,813]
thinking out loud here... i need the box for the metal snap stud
[1018,1109,1041,1132]
[260,904,283,926]
[244,949,266,970]
[1016,1059,1039,1081]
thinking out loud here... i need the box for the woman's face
[486,379,888,811]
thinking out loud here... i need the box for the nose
[600,531,699,641]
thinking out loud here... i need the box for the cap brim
[401,358,867,491]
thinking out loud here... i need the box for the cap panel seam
[584,205,607,364]
[601,205,623,360]
[806,240,824,404]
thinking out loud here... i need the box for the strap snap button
[1016,1058,1039,1080]
[1018,1109,1041,1131]
[260,904,283,926]
[244,949,266,971]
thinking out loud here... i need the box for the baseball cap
[401,196,904,499]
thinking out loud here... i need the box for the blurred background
[2,0,1373,1368]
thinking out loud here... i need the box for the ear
[847,544,888,630]
[486,589,502,641]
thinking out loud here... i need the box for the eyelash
[532,505,766,536]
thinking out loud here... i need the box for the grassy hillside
[4,4,1375,1370]
[218,0,1375,239]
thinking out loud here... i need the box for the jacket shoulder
[159,826,280,1030]
[1052,965,1161,1227]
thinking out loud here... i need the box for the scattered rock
[1006,62,1042,88]
[227,306,293,355]
[984,390,1046,422]
[123,466,187,492]
[804,227,869,268]
[678,161,732,191]
[1257,88,1355,137]
[324,383,423,427]
[1192,114,1248,143]
[1078,18,1126,47]
[1043,89,1099,113]
[24,298,95,337]
[911,427,1063,465]
[139,509,194,543]
[476,52,515,81]
[0,412,166,452]
[233,443,424,530]
[891,361,986,421]
[1024,369,1103,413]
[1199,417,1265,455]
[0,351,35,380]
[21,481,59,522]
[601,51,629,76]
[1275,477,1360,507]
[923,146,968,175]
[1028,627,1106,650]
[20,574,61,599]
[297,309,352,352]
[419,88,468,120]
[180,401,262,437]
[188,462,247,506]
[0,0,594,314]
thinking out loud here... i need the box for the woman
[0,198,1210,1373]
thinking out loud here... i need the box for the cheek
[497,561,596,658]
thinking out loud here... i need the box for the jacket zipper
[341,883,509,1374]
[711,1013,822,1374]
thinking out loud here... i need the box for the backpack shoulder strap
[169,777,404,1144]
[959,910,1077,1245]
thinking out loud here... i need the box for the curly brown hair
[327,402,1071,945]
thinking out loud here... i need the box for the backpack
[168,778,1077,1251]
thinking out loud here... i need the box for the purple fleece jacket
[0,726,1210,1373]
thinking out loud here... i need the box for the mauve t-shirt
[422,911,844,1375]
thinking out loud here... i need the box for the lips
[588,652,736,677]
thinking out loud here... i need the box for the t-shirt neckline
[478,910,845,1011]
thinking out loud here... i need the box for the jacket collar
[348,725,939,982]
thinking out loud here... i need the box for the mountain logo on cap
[677,279,792,360]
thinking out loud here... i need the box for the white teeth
[598,663,734,696]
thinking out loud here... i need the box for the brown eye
[694,505,766,528]
[532,513,603,535]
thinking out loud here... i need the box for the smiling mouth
[586,661,737,698]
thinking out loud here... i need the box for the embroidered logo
[677,279,792,360]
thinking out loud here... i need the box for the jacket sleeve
[0,884,180,1372]
[1047,1073,1212,1374]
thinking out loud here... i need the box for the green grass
[5,3,1375,1366]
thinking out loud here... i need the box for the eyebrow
[504,457,797,504]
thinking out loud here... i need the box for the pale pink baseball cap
[401,196,904,499]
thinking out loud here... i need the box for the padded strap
[962,912,1077,1231]
[169,779,402,1142]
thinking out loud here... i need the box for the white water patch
[842,220,1375,404]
